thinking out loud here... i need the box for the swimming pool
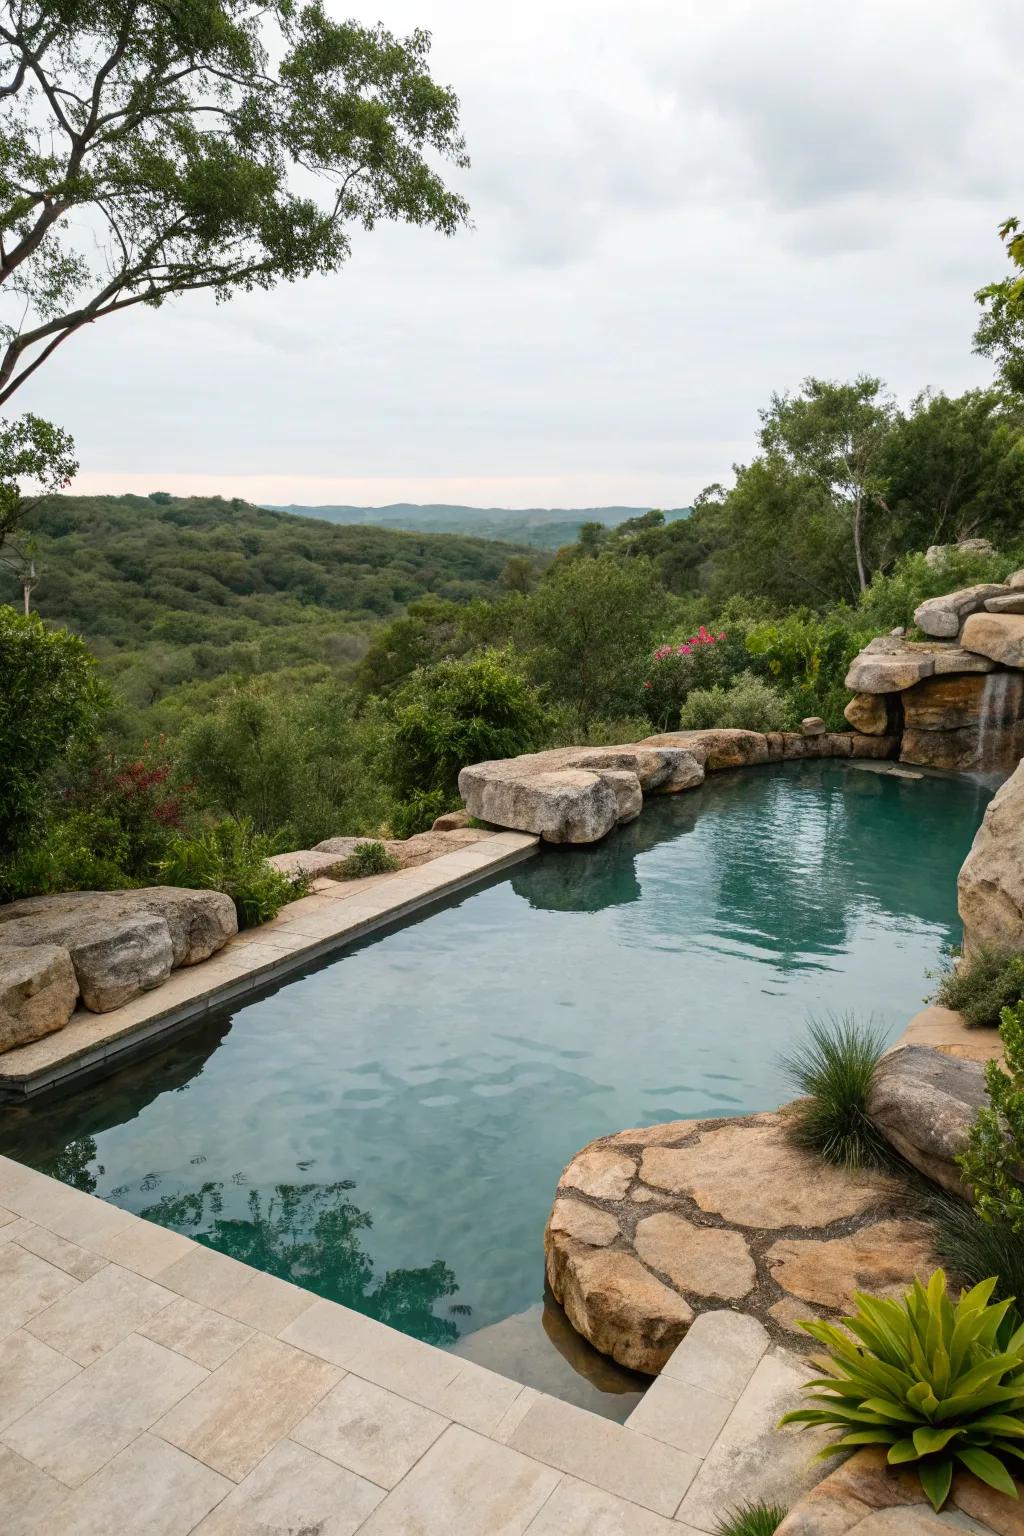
[0,762,991,1418]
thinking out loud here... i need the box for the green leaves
[958,1001,1024,1237]
[779,1269,1024,1511]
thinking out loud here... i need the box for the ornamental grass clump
[780,1270,1024,1511]
[714,1500,787,1535]
[780,1015,889,1169]
[340,840,400,878]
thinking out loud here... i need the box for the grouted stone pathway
[546,1110,938,1374]
[0,1152,841,1534]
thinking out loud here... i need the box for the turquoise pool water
[0,762,991,1417]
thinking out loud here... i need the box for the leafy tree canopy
[0,1,469,403]
[975,218,1024,396]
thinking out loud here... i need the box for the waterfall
[976,671,1024,772]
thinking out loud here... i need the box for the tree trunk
[852,495,868,592]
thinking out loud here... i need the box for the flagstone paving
[0,1152,831,1534]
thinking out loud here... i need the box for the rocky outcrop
[458,744,704,845]
[985,592,1024,615]
[545,1112,935,1374]
[288,826,492,877]
[958,757,1024,956]
[845,693,892,734]
[960,612,1024,668]
[0,945,79,1051]
[0,887,237,1018]
[866,1045,990,1197]
[913,584,1008,638]
[777,1448,1020,1536]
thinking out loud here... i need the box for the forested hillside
[271,502,691,548]
[0,494,541,725]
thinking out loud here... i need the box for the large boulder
[844,692,891,735]
[0,887,237,969]
[985,592,1024,615]
[0,911,172,1012]
[777,1448,1021,1536]
[901,673,997,731]
[545,1113,932,1374]
[959,758,1024,956]
[900,723,1024,774]
[459,765,622,844]
[866,1045,990,1197]
[960,612,1024,668]
[913,584,1008,638]
[640,728,769,770]
[0,945,79,1052]
[846,647,934,694]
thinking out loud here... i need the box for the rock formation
[958,755,1024,956]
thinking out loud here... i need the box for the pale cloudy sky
[21,0,1024,509]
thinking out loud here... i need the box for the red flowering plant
[641,626,744,730]
[68,737,197,879]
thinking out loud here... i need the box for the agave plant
[780,1271,1024,1511]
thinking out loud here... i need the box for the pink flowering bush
[641,626,748,730]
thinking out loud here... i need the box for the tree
[0,606,104,855]
[759,377,898,591]
[0,411,76,559]
[521,555,670,723]
[974,218,1024,396]
[0,3,468,404]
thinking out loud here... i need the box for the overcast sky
[20,0,1024,509]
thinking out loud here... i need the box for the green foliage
[746,611,870,729]
[935,948,1024,1030]
[928,1192,1024,1331]
[780,1270,1024,1512]
[780,1015,889,1169]
[959,1002,1024,1236]
[0,414,77,544]
[0,606,105,856]
[0,813,137,902]
[521,556,671,723]
[641,627,750,730]
[159,820,302,929]
[678,671,794,733]
[340,842,400,879]
[714,1502,787,1536]
[0,5,468,406]
[974,219,1024,396]
[859,549,1024,635]
[377,652,550,832]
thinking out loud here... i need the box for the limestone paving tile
[92,1212,194,1278]
[24,1261,176,1365]
[279,1294,396,1366]
[191,1437,384,1536]
[524,1476,697,1535]
[1,1333,207,1488]
[153,1241,257,1311]
[674,1347,831,1532]
[138,1296,254,1370]
[508,1393,700,1518]
[0,1241,79,1337]
[493,1385,542,1444]
[214,1267,317,1334]
[0,1203,16,1225]
[42,1433,232,1536]
[153,1331,341,1482]
[292,1371,449,1488]
[357,1422,562,1536]
[0,1444,69,1535]
[431,1358,527,1435]
[7,1219,110,1280]
[625,1375,734,1459]
[659,1310,770,1402]
[0,1328,80,1432]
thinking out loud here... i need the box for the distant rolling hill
[268,503,692,550]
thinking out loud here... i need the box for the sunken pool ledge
[0,831,538,1102]
[0,1151,836,1532]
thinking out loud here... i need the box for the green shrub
[340,841,400,878]
[935,947,1024,1030]
[641,626,751,730]
[928,1191,1024,1329]
[159,819,301,928]
[715,1501,787,1535]
[0,812,136,901]
[959,1001,1024,1235]
[780,1269,1024,1511]
[745,611,870,730]
[780,1015,889,1168]
[0,606,105,856]
[678,671,794,732]
[378,651,551,833]
[858,549,1022,634]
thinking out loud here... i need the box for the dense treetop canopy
[0,1,468,404]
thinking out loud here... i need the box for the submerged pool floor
[0,762,991,1417]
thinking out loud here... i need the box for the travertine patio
[0,1152,826,1535]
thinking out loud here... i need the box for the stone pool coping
[0,831,539,1102]
[0,1151,825,1534]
